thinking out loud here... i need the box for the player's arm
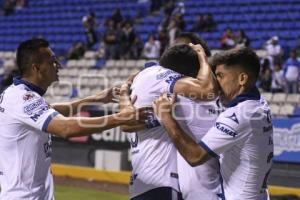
[173,44,219,101]
[51,86,119,116]
[121,124,146,132]
[47,103,148,138]
[153,93,211,166]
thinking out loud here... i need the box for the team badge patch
[23,92,36,102]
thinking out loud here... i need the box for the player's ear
[31,63,40,73]
[238,72,248,86]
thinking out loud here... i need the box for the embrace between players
[0,33,273,200]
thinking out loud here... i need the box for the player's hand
[120,82,130,96]
[189,43,207,62]
[153,93,176,120]
[119,104,150,126]
[93,85,120,103]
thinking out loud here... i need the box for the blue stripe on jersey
[168,75,184,93]
[217,160,226,200]
[198,141,220,159]
[225,87,260,108]
[13,76,46,96]
[144,61,157,68]
[42,112,59,132]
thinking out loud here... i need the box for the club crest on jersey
[23,92,36,102]
[215,122,237,137]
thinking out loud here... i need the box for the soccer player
[120,42,219,200]
[0,39,145,200]
[173,33,223,200]
[123,32,222,200]
[153,47,274,200]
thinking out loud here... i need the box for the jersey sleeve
[157,68,183,94]
[199,108,250,158]
[10,92,59,133]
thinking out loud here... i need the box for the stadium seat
[105,60,116,68]
[271,93,287,104]
[125,60,137,68]
[114,60,126,68]
[261,92,273,103]
[286,94,300,105]
[269,104,280,116]
[279,104,295,116]
[134,59,146,68]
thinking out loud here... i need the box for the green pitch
[55,185,128,200]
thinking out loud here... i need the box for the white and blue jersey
[200,88,273,200]
[174,96,223,200]
[0,77,58,200]
[128,65,182,198]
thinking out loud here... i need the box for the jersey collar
[225,87,260,108]
[13,77,46,96]
[144,61,157,68]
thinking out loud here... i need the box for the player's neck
[20,76,47,92]
[230,86,249,102]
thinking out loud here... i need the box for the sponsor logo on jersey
[0,92,4,104]
[30,105,50,121]
[156,70,176,80]
[44,135,52,158]
[24,98,44,115]
[208,108,223,115]
[129,173,138,185]
[146,112,161,129]
[263,125,273,132]
[215,122,237,137]
[170,172,178,179]
[44,136,52,158]
[165,74,182,84]
[226,113,239,124]
[264,110,272,124]
[130,132,139,148]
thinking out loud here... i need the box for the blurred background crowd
[0,0,299,97]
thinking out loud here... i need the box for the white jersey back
[128,65,182,198]
[175,96,223,200]
[0,79,58,200]
[201,91,273,200]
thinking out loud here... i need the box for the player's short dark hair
[159,44,199,78]
[175,32,211,57]
[16,38,50,76]
[211,47,260,82]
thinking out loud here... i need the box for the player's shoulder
[2,84,42,109]
[134,64,181,85]
[137,65,175,77]
[217,107,245,135]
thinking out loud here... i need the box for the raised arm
[51,86,120,116]
[173,44,219,101]
[153,93,211,166]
